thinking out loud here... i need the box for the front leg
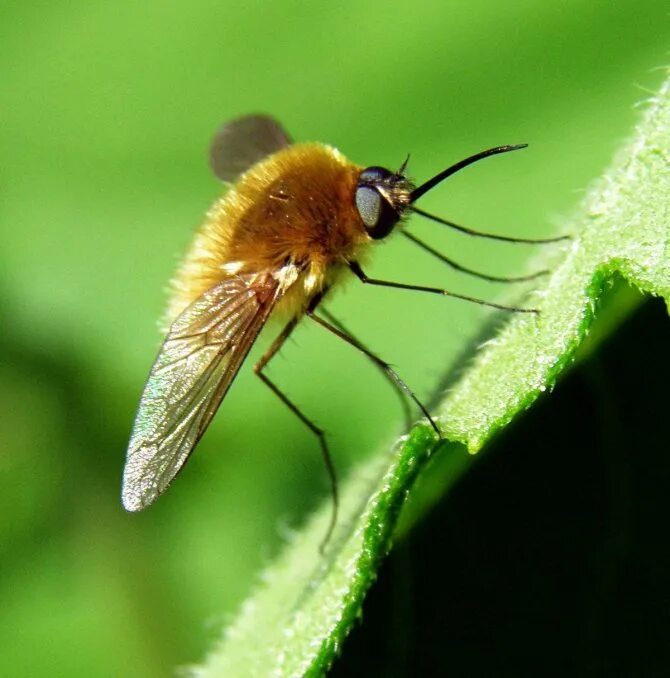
[348,261,538,314]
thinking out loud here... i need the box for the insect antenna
[397,153,411,176]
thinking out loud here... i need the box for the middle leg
[306,309,440,438]
[319,306,414,430]
[254,315,338,552]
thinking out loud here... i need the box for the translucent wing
[209,114,292,182]
[122,273,280,511]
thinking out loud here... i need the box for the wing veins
[122,272,286,511]
[146,348,228,446]
[147,308,253,440]
[170,289,256,341]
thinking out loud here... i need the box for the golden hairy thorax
[167,143,370,323]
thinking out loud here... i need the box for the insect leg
[401,230,549,283]
[319,307,414,430]
[410,206,570,244]
[253,317,338,553]
[348,261,539,314]
[306,310,440,438]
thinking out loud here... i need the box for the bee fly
[122,115,566,546]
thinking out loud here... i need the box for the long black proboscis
[411,206,570,244]
[410,144,528,203]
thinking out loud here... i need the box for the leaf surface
[191,74,670,677]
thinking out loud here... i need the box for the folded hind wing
[209,114,292,182]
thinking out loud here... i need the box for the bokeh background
[1,1,668,675]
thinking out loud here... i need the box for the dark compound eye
[355,186,382,228]
[355,166,401,240]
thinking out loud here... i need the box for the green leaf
[190,73,670,677]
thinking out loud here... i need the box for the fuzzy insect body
[169,144,371,324]
[122,114,559,526]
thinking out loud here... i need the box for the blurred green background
[1,1,667,675]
